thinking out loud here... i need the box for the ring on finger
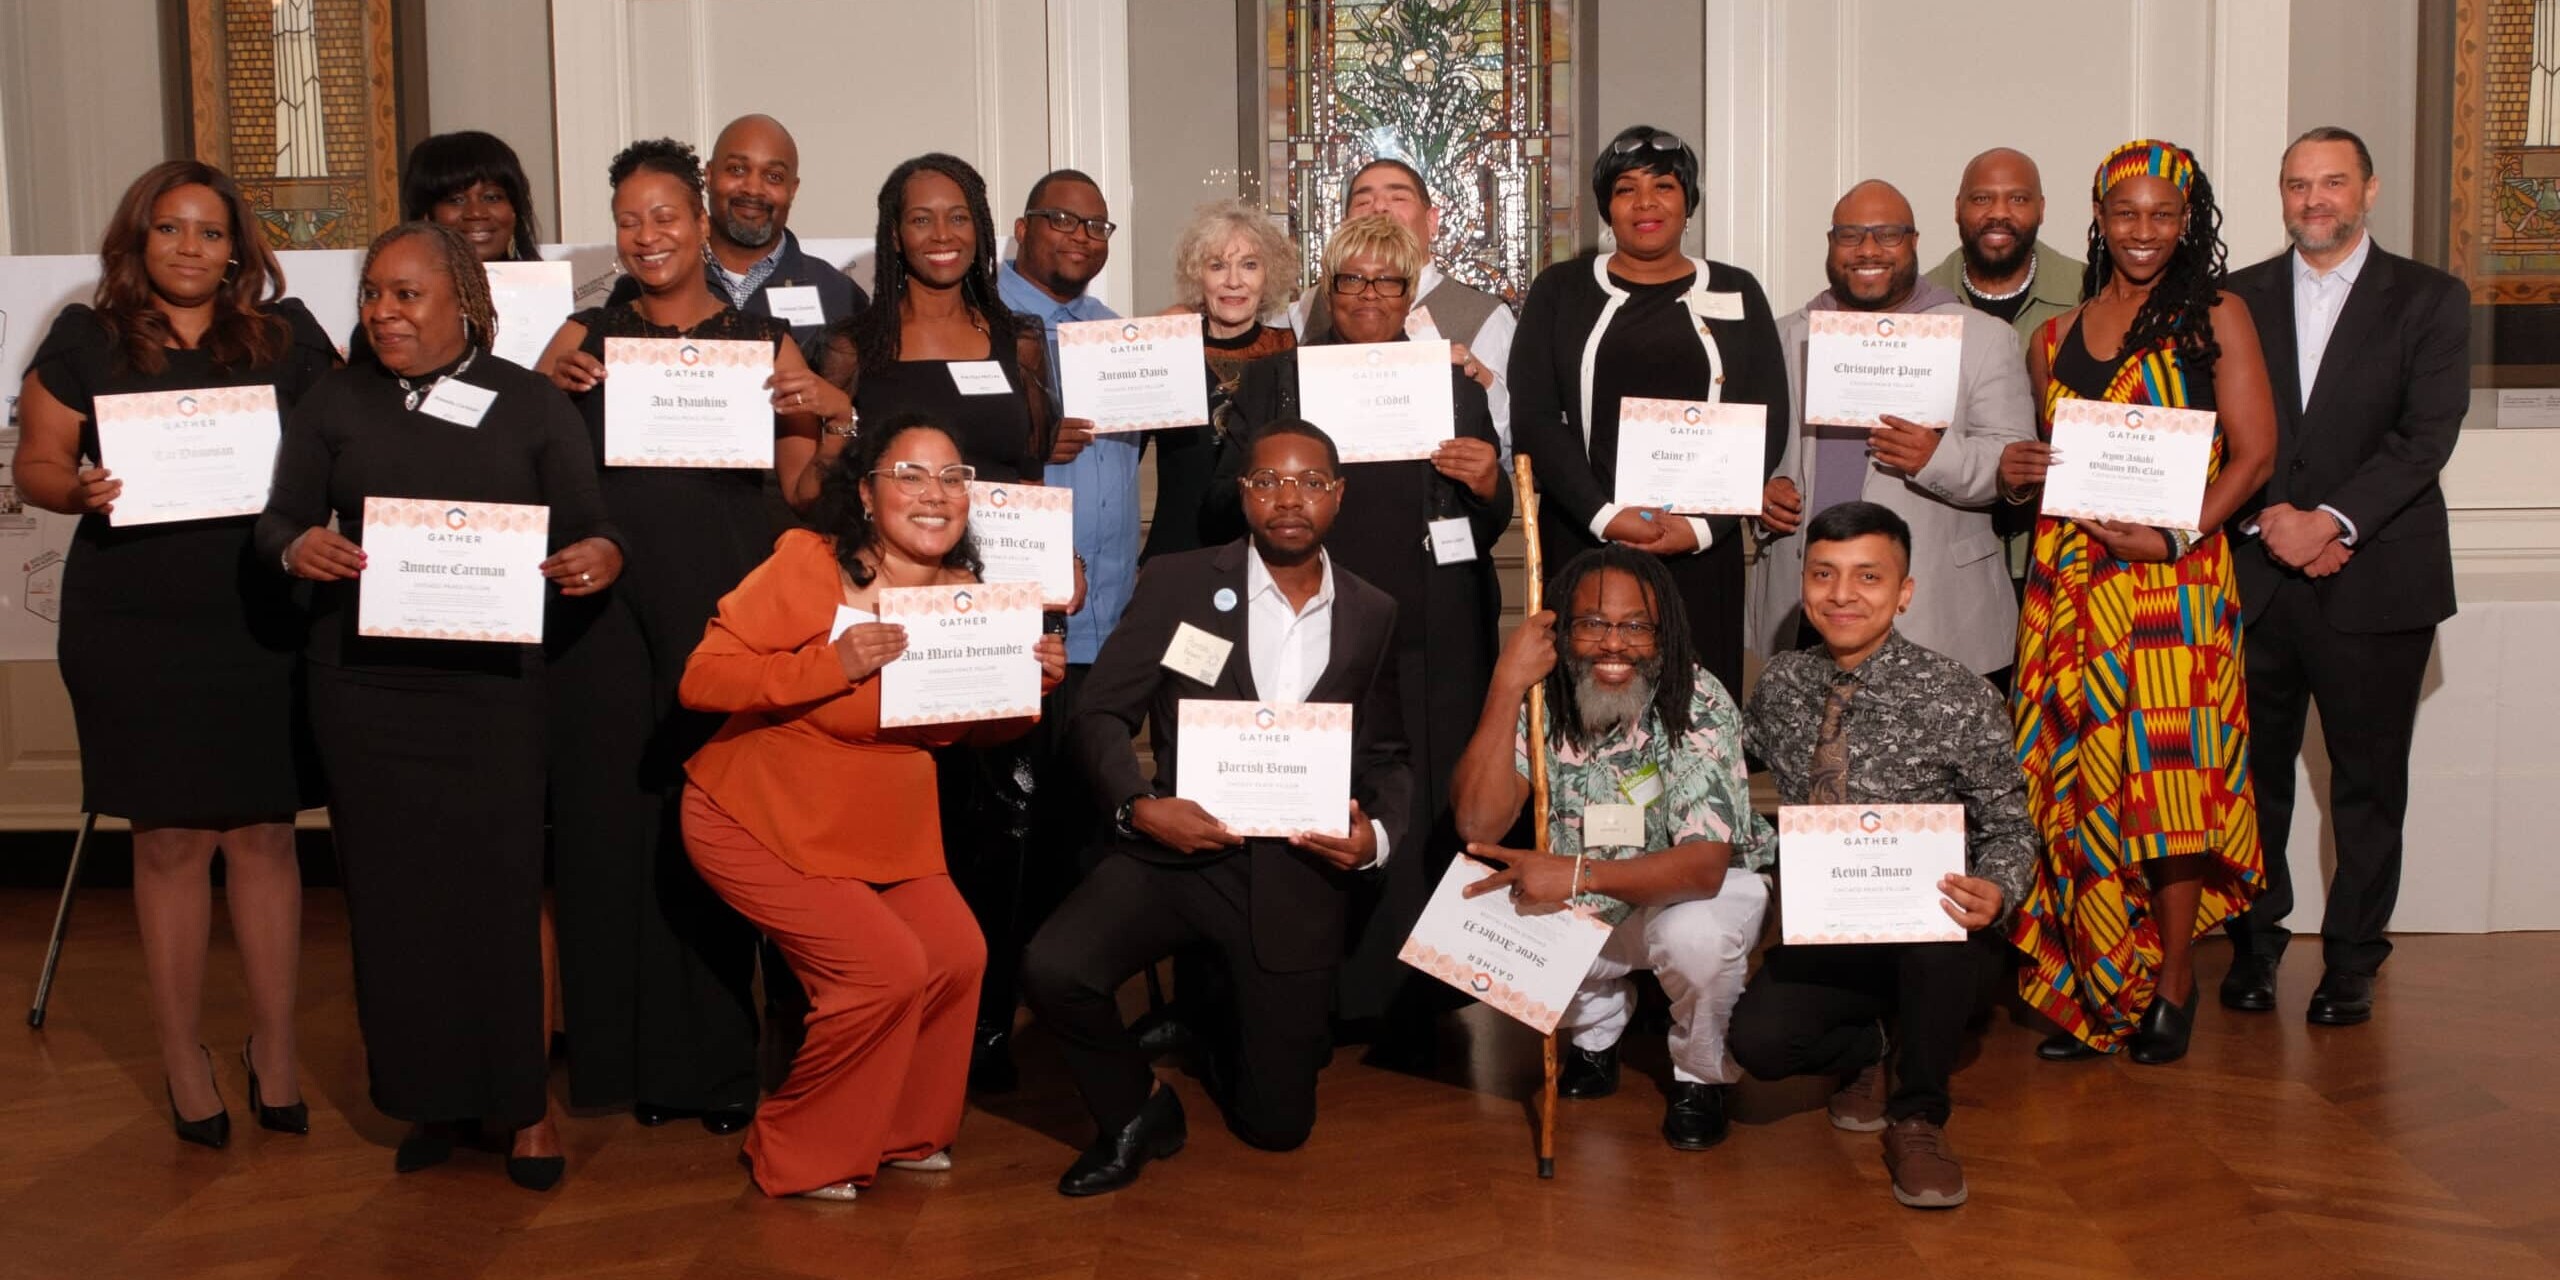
[580,571,593,585]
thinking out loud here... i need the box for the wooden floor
[2,888,2555,1280]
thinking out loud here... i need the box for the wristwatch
[1113,794,1151,840]
[823,408,860,439]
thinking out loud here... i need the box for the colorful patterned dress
[2006,313,2262,1051]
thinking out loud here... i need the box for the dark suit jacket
[607,228,867,366]
[2227,243,2468,633]
[1067,539,1415,973]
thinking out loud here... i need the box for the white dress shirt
[1242,546,1391,865]
[2291,232,2374,543]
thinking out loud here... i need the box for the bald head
[707,113,801,254]
[1825,179,1920,311]
[1953,147,2047,280]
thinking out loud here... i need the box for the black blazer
[1067,539,1415,973]
[2227,243,2468,633]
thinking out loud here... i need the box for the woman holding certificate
[1999,140,2274,1066]
[1510,125,1791,699]
[1213,214,1512,1024]
[531,139,835,1130]
[13,160,336,1148]
[1142,200,1300,561]
[678,414,1065,1201]
[257,221,622,1187]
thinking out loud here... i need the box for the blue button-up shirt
[998,260,1137,665]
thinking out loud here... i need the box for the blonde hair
[1172,200,1300,317]
[1321,213,1425,284]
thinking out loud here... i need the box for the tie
[1807,676,1857,805]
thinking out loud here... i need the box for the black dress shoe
[1661,1082,1730,1151]
[700,1105,752,1135]
[507,1153,566,1191]
[241,1038,308,1135]
[1058,1086,1187,1197]
[2036,1031,2105,1061]
[2127,982,2198,1066]
[2306,971,2374,1026]
[1130,1011,1196,1060]
[969,1026,1019,1095]
[168,1045,230,1149]
[1555,1044,1620,1099]
[2219,954,2280,1012]
[395,1123,455,1173]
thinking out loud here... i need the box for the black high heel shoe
[2128,980,2200,1066]
[241,1037,309,1135]
[506,1123,565,1192]
[168,1045,230,1149]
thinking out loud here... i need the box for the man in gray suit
[1748,180,2037,684]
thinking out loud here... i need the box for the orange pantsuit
[678,529,1036,1197]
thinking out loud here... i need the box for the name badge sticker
[764,285,826,327]
[1622,762,1666,808]
[1427,517,1477,565]
[1584,803,1646,850]
[416,379,497,428]
[949,361,1014,396]
[1689,290,1746,323]
[1162,621,1233,686]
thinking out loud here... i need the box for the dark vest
[1307,269,1506,345]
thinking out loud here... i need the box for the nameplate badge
[949,361,1013,396]
[1688,290,1745,322]
[417,379,497,428]
[1162,621,1233,686]
[1583,802,1645,850]
[1427,517,1477,565]
[764,285,826,327]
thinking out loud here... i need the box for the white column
[1044,0,1134,314]
[548,0,634,245]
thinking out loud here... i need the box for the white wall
[424,0,562,242]
[1126,0,1242,313]
[0,0,171,256]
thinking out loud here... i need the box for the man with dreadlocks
[1997,138,2276,1068]
[1449,544,1771,1152]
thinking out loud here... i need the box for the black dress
[253,348,617,1130]
[1214,340,1513,1022]
[29,302,335,823]
[1143,323,1295,562]
[848,345,1045,483]
[547,303,790,1112]
[1510,254,1790,699]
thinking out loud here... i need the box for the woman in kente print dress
[1998,140,2274,1065]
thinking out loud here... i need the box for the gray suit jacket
[1747,299,2037,675]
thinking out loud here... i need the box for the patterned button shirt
[1513,672,1774,926]
[1744,629,2036,917]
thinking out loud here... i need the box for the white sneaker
[887,1150,953,1172]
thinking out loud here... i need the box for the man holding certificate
[1447,546,1771,1154]
[1751,180,2039,684]
[1021,420,1413,1197]
[1729,503,2034,1211]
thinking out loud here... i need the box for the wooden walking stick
[1514,452,1561,1180]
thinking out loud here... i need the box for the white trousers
[1563,871,1769,1085]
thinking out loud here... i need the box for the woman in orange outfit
[678,410,1066,1201]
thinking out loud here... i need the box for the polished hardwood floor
[2,885,2554,1280]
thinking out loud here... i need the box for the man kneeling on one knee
[1450,545,1774,1151]
[1728,501,2034,1210]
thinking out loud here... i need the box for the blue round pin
[1214,587,1238,612]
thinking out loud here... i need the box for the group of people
[14,105,2463,1213]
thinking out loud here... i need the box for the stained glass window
[1264,0,1577,303]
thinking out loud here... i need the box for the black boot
[1057,1086,1188,1197]
[1556,1044,1620,1099]
[2219,953,2279,1012]
[2127,981,2199,1066]
[1660,1082,1730,1151]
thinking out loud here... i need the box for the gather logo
[1468,972,1492,993]
[1873,317,1897,338]
[1121,322,1142,341]
[1364,349,1384,366]
[444,507,471,531]
[986,486,1010,508]
[175,394,200,417]
[1680,405,1702,425]
[1254,707,1277,730]
[677,343,702,367]
[2124,409,2146,429]
[953,589,975,614]
[1859,810,1885,833]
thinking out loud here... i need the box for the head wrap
[2093,139,2197,201]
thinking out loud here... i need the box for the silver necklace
[398,346,481,412]
[1962,251,2036,303]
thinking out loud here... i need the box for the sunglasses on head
[1612,131,1688,157]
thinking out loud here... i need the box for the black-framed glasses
[1612,130,1688,156]
[1330,272,1411,299]
[1567,616,1660,646]
[1025,208,1118,240]
[1827,223,1918,249]
[870,462,976,493]
[1240,469,1341,497]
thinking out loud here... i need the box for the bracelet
[1571,851,1589,899]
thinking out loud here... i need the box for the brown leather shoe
[1828,1027,1889,1132]
[1882,1116,1968,1208]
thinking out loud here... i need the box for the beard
[1568,652,1665,739]
[1960,220,2035,277]
[1825,256,1917,310]
[2285,207,2365,255]
[719,210,779,248]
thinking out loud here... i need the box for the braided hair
[811,411,985,587]
[1541,545,1698,751]
[847,153,1019,373]
[358,221,496,353]
[2081,139,2226,374]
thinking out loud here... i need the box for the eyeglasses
[1025,208,1118,240]
[1567,616,1660,646]
[869,462,976,493]
[1240,469,1341,497]
[1612,131,1687,156]
[1330,272,1411,299]
[1827,223,1918,249]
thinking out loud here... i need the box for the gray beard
[2287,211,2364,256]
[1572,658,1660,739]
[721,216,778,249]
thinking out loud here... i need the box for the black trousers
[1021,853,1334,1150]
[2228,576,2436,976]
[1727,937,1984,1126]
